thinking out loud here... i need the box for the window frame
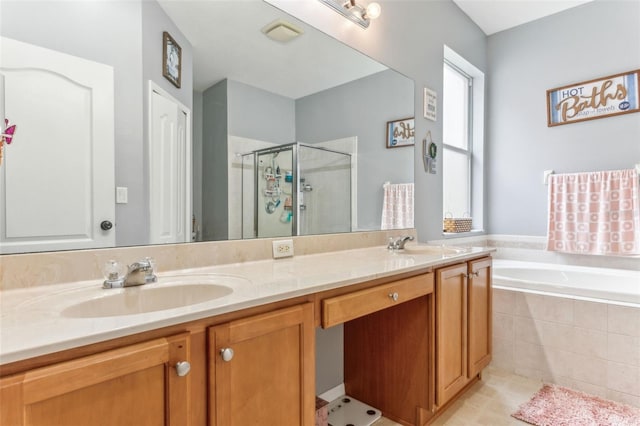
[441,45,485,236]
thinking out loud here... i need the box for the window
[443,61,471,218]
[442,46,484,233]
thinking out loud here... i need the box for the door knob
[175,361,191,377]
[220,347,234,362]
[100,220,113,231]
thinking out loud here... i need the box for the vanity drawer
[322,273,434,328]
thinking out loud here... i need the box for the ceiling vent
[261,19,304,43]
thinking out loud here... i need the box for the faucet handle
[387,237,399,250]
[144,257,157,283]
[102,260,125,289]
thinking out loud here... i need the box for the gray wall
[204,72,413,238]
[296,69,414,230]
[142,0,193,110]
[268,0,488,242]
[1,0,193,246]
[193,91,204,240]
[201,79,295,240]
[228,80,296,144]
[487,0,640,236]
[202,80,229,241]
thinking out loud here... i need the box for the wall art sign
[162,31,182,88]
[423,87,437,121]
[386,117,415,148]
[547,69,640,127]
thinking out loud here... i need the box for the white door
[149,82,191,244]
[0,37,115,254]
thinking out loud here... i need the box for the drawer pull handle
[175,361,191,377]
[389,292,399,302]
[220,347,234,362]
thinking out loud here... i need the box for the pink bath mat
[512,384,640,426]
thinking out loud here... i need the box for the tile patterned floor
[373,367,542,425]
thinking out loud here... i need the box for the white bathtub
[492,260,640,305]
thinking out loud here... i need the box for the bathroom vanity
[0,246,493,426]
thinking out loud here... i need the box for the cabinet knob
[389,292,399,302]
[220,347,234,362]
[175,361,191,377]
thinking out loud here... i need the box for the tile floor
[373,367,543,425]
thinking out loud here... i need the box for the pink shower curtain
[547,169,640,256]
[381,183,414,230]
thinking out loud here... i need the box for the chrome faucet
[124,258,157,286]
[103,258,157,289]
[396,235,414,249]
[387,235,415,251]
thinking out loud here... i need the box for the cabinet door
[0,334,192,426]
[435,263,468,407]
[209,303,315,426]
[468,257,492,378]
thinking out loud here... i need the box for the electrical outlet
[272,239,294,259]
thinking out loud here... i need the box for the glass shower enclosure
[241,143,351,239]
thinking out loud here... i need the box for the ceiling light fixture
[318,0,382,29]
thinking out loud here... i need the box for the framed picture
[423,87,437,121]
[162,31,182,88]
[386,117,415,148]
[546,69,640,127]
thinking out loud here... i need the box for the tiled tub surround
[0,230,493,365]
[492,287,640,407]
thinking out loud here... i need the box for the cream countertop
[0,245,492,365]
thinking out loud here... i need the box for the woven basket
[443,216,472,233]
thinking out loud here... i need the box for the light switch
[116,187,128,204]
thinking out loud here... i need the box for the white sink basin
[400,244,469,256]
[61,274,244,318]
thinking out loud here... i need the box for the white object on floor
[319,385,382,426]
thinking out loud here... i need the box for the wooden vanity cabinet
[207,303,315,426]
[435,263,468,407]
[435,257,492,409]
[467,257,492,378]
[0,333,193,426]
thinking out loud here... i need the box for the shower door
[254,145,295,238]
[297,145,351,235]
[241,143,351,238]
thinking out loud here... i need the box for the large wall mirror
[0,0,414,254]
